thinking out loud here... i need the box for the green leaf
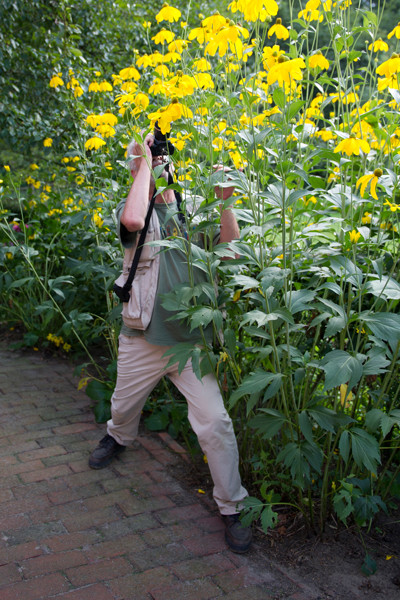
[361,553,377,576]
[273,88,286,109]
[144,411,170,431]
[320,350,363,391]
[189,307,223,332]
[325,316,347,338]
[339,430,350,463]
[277,441,323,487]
[93,399,111,424]
[229,370,280,408]
[366,276,400,300]
[298,411,314,444]
[248,408,286,439]
[260,505,279,532]
[9,276,34,289]
[287,100,305,121]
[359,312,400,346]
[349,428,381,473]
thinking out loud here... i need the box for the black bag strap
[113,190,157,302]
[113,163,182,303]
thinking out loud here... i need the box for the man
[89,131,252,553]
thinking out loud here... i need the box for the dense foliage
[1,1,400,560]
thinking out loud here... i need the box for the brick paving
[0,342,323,600]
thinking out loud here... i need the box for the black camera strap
[113,163,182,303]
[113,189,157,303]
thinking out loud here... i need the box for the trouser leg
[168,361,248,515]
[107,335,168,446]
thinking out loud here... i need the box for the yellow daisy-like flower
[148,99,193,134]
[376,55,400,77]
[383,200,400,212]
[267,56,306,87]
[356,168,383,200]
[98,81,113,92]
[93,211,104,227]
[268,18,289,40]
[362,212,372,224]
[85,137,106,151]
[309,51,330,70]
[334,135,370,157]
[152,29,175,45]
[229,0,279,23]
[119,66,141,81]
[49,74,64,88]
[4,165,10,171]
[30,164,39,170]
[156,4,181,23]
[43,138,53,147]
[349,229,361,243]
[193,58,211,72]
[88,81,100,92]
[368,39,389,52]
[388,22,400,40]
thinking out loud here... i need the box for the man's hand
[130,133,154,178]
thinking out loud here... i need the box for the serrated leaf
[248,408,286,439]
[229,370,280,408]
[350,428,381,473]
[320,350,363,391]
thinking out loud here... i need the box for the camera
[150,122,175,157]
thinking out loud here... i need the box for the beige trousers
[107,334,248,515]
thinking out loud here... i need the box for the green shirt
[116,199,218,346]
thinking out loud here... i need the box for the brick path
[0,342,323,600]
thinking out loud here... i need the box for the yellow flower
[152,29,175,44]
[63,343,71,352]
[119,66,140,81]
[309,51,330,70]
[388,22,400,40]
[142,20,151,29]
[88,81,100,92]
[268,18,289,40]
[98,80,113,92]
[148,100,192,134]
[104,162,112,170]
[383,200,400,212]
[156,4,182,23]
[95,124,115,138]
[6,252,13,260]
[229,0,279,22]
[4,165,10,171]
[203,454,208,464]
[361,212,372,224]
[334,135,370,157]
[49,74,64,88]
[267,56,306,87]
[376,55,400,77]
[193,58,211,72]
[85,137,106,151]
[43,138,53,147]
[356,169,383,200]
[74,86,84,98]
[205,22,250,59]
[93,211,104,227]
[349,229,361,243]
[369,39,389,52]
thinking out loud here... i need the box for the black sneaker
[88,434,126,469]
[222,513,252,553]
